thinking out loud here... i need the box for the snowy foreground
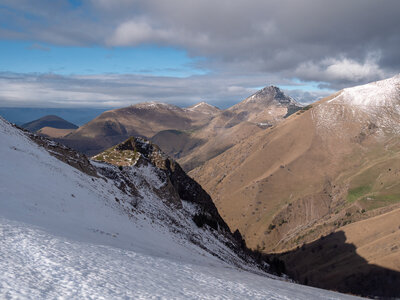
[0,218,360,300]
[0,118,361,299]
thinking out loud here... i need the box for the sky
[0,0,399,109]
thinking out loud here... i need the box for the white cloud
[0,72,299,108]
[107,19,210,49]
[295,53,386,86]
[107,20,162,46]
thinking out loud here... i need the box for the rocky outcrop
[94,137,231,233]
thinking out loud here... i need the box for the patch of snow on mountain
[330,74,400,109]
[313,75,400,137]
[186,102,219,114]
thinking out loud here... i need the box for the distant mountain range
[0,107,109,126]
[57,86,302,171]
[20,115,78,139]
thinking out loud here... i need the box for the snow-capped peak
[313,74,400,137]
[190,101,213,109]
[186,101,220,114]
[329,74,400,108]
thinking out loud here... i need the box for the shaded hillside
[151,129,206,159]
[21,115,78,132]
[58,102,218,157]
[152,112,263,171]
[36,127,76,138]
[274,229,400,298]
[155,86,302,171]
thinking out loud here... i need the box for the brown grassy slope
[190,103,327,250]
[190,90,400,252]
[59,87,300,170]
[151,114,263,171]
[58,103,216,156]
[190,82,400,297]
[154,87,301,171]
[178,111,264,171]
[37,127,76,138]
[60,86,300,167]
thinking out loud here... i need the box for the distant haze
[0,108,110,126]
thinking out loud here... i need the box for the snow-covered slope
[329,74,400,108]
[313,74,400,137]
[1,218,363,299]
[0,117,360,299]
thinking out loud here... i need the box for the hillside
[154,86,302,170]
[190,75,400,298]
[58,102,218,156]
[0,116,361,299]
[37,126,76,138]
[58,87,301,171]
[152,111,264,171]
[277,208,400,298]
[21,115,78,132]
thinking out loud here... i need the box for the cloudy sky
[0,0,399,108]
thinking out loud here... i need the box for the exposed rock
[93,137,231,232]
[17,124,98,177]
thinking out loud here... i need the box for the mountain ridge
[21,114,78,132]
[56,86,301,170]
[189,75,400,298]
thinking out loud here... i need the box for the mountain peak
[187,101,220,114]
[258,85,281,93]
[191,101,211,108]
[21,114,78,132]
[328,74,400,109]
[244,85,298,106]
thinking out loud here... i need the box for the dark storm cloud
[0,0,399,106]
